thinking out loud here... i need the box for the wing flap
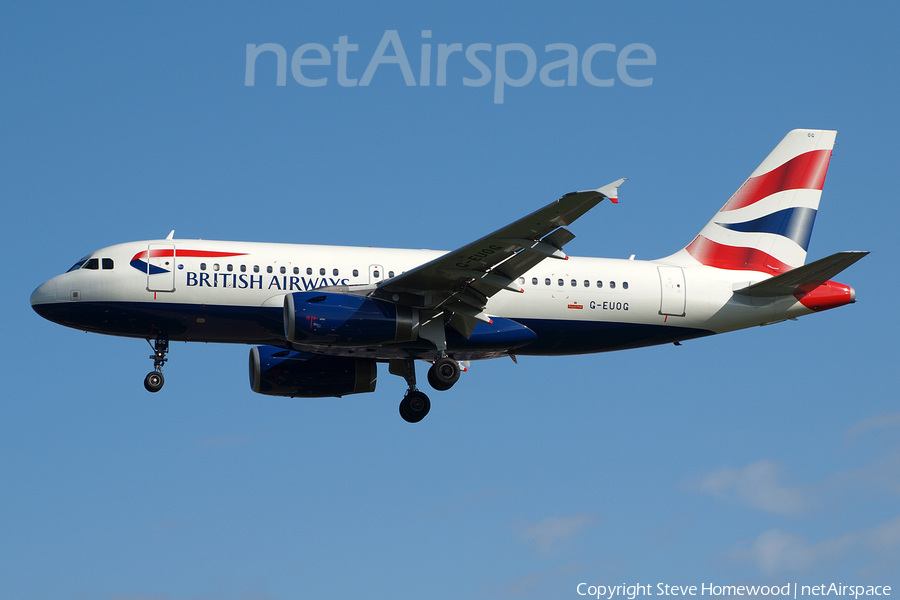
[438,269,523,293]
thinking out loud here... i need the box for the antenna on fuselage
[166,230,175,240]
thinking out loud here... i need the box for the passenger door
[146,244,176,292]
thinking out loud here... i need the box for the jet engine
[249,345,377,397]
[283,292,418,345]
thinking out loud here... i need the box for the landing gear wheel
[399,390,431,423]
[427,357,460,391]
[144,371,165,393]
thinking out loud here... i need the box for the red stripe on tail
[720,149,831,212]
[685,236,793,274]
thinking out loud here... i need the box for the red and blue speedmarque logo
[131,248,350,291]
[130,249,248,275]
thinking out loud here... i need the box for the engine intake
[284,292,418,345]
[249,346,377,397]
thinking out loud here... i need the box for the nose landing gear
[144,335,169,393]
[144,371,164,393]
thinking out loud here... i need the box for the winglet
[596,178,626,204]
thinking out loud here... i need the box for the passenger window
[319,268,325,275]
[610,281,616,289]
[253,265,259,273]
[334,269,340,276]
[545,278,551,286]
[353,269,359,277]
[571,279,577,287]
[623,282,629,290]
[532,277,538,285]
[213,264,219,272]
[388,271,394,278]
[557,279,564,287]
[583,280,589,287]
[85,258,99,270]
[307,267,312,275]
[293,267,299,275]
[240,265,246,273]
[227,264,233,272]
[596,281,603,288]
[200,263,206,271]
[373,270,380,278]
[267,266,273,274]
[280,266,286,274]
[102,258,114,270]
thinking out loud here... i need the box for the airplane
[31,129,867,423]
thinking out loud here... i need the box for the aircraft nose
[30,279,58,308]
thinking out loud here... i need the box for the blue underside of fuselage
[31,301,714,357]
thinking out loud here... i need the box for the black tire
[399,391,431,423]
[144,371,164,393]
[428,357,460,391]
[427,366,452,391]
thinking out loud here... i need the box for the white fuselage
[31,238,816,359]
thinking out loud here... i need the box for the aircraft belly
[32,301,286,345]
[510,318,714,355]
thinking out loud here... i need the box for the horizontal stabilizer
[733,251,868,297]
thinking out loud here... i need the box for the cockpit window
[67,256,112,271]
[67,256,90,272]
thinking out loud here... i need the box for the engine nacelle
[284,292,418,345]
[249,346,377,397]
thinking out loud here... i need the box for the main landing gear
[400,389,431,424]
[391,356,462,423]
[427,356,461,391]
[144,334,169,393]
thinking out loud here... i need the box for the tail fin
[667,129,836,274]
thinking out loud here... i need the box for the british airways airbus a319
[31,130,866,422]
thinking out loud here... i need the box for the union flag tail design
[669,129,836,275]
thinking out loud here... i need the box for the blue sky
[3,2,899,598]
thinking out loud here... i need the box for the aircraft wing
[368,179,625,334]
